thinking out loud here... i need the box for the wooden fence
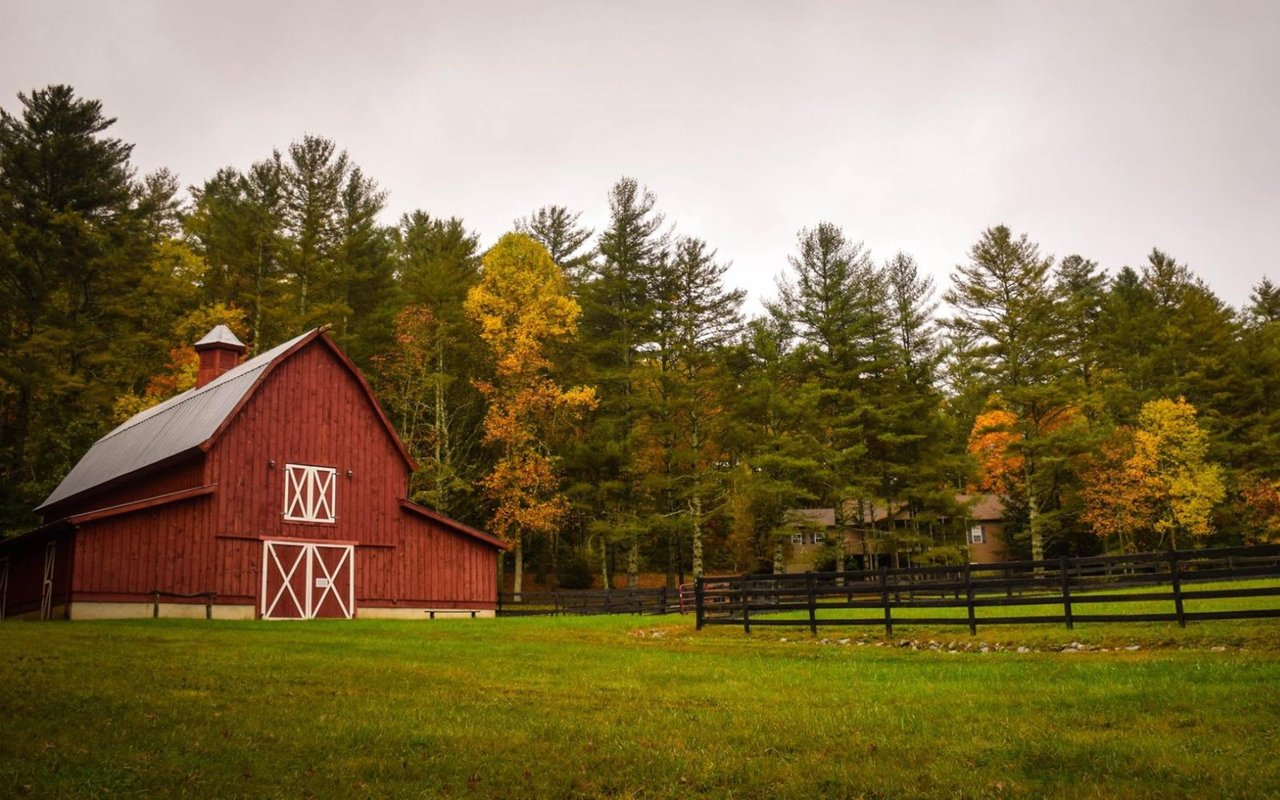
[695,544,1280,634]
[498,587,676,617]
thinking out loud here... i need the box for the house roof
[789,494,1006,528]
[37,329,415,513]
[956,493,1006,521]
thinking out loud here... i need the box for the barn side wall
[68,496,234,605]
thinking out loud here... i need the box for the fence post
[604,589,611,614]
[806,573,817,636]
[741,575,752,635]
[1060,555,1074,630]
[660,586,668,615]
[695,577,705,630]
[497,590,503,617]
[879,562,892,637]
[1169,550,1186,628]
[152,591,160,619]
[964,562,976,636]
[206,593,214,621]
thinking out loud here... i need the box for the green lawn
[2,611,1279,799]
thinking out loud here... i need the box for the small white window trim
[791,532,805,545]
[811,530,826,545]
[283,464,337,523]
[969,525,985,545]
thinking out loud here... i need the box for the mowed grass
[2,607,1280,799]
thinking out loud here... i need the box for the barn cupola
[194,325,246,388]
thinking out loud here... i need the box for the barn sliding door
[261,540,355,620]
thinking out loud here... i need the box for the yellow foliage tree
[464,233,597,595]
[1135,397,1224,548]
[1081,398,1224,550]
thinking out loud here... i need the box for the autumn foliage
[464,234,597,549]
[967,404,1023,496]
[1081,398,1225,550]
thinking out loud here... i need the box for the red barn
[0,326,504,621]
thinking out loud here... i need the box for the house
[0,326,505,621]
[785,493,1007,571]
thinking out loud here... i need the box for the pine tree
[768,223,891,561]
[945,226,1069,561]
[514,205,594,283]
[0,85,180,532]
[186,161,287,350]
[569,177,668,587]
[648,236,745,580]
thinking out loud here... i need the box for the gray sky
[3,0,1278,313]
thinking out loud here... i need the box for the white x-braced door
[261,540,355,619]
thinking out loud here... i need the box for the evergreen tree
[648,236,745,580]
[186,160,287,350]
[569,177,668,586]
[945,226,1068,561]
[0,86,182,531]
[769,223,891,561]
[514,205,594,283]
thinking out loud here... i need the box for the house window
[969,525,985,545]
[811,530,826,545]
[791,532,805,545]
[284,464,337,523]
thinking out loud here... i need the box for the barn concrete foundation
[69,602,257,620]
[358,607,495,620]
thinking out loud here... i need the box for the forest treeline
[3,86,1279,589]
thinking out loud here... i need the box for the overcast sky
[3,0,1278,313]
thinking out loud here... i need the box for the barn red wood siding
[62,338,495,613]
[47,456,206,521]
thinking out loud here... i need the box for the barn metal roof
[37,330,314,512]
[194,324,245,348]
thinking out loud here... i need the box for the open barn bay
[2,616,1279,799]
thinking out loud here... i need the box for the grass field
[3,607,1280,799]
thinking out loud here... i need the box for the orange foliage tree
[967,404,1023,496]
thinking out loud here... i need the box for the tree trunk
[513,537,524,601]
[627,536,639,589]
[690,495,705,579]
[1027,464,1044,563]
[773,541,785,574]
[600,539,609,590]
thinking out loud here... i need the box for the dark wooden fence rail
[150,590,217,620]
[695,544,1280,634]
[498,587,676,617]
